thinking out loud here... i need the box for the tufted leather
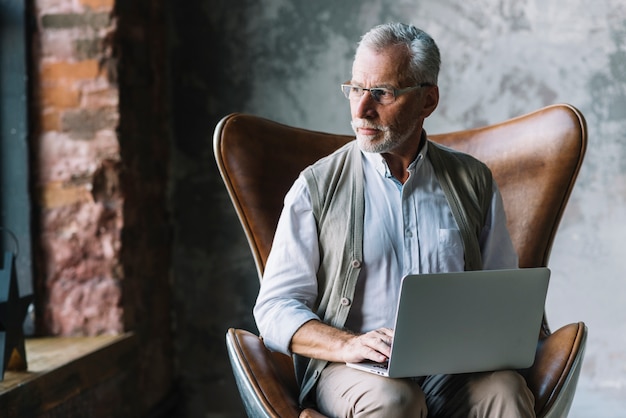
[216,104,588,418]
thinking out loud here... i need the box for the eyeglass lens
[343,85,394,104]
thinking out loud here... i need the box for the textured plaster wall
[169,1,626,416]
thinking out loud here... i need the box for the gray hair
[357,23,440,86]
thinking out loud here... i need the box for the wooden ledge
[0,333,138,416]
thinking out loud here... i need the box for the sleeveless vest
[296,140,493,405]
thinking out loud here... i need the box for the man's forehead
[351,45,409,85]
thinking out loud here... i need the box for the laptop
[347,268,550,378]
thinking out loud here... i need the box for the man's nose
[354,91,378,119]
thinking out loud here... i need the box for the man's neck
[381,131,426,184]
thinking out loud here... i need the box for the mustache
[351,119,390,132]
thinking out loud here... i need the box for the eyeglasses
[340,83,431,105]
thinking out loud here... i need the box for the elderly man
[254,22,535,417]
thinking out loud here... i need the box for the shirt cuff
[254,300,320,355]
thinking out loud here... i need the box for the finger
[364,333,392,357]
[377,327,394,338]
[372,328,393,346]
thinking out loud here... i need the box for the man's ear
[421,85,439,118]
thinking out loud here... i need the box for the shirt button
[351,259,361,268]
[406,230,413,237]
[340,297,351,306]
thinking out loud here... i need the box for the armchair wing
[215,104,588,418]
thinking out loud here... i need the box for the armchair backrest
[430,104,587,269]
[214,114,353,278]
[214,104,587,285]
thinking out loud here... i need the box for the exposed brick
[60,107,118,137]
[81,78,119,107]
[74,38,103,60]
[37,130,119,184]
[41,12,111,30]
[40,60,101,82]
[40,181,94,209]
[40,110,61,132]
[91,159,121,205]
[40,201,122,282]
[79,0,115,11]
[47,275,123,336]
[39,34,76,60]
[34,0,75,12]
[40,82,81,108]
[83,88,119,109]
[30,0,172,413]
[40,196,124,334]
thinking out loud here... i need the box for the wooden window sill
[0,333,137,415]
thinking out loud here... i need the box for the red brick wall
[31,0,122,335]
[26,0,175,414]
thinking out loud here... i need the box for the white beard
[351,118,418,154]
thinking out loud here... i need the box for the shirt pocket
[437,229,465,272]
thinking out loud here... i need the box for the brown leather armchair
[214,104,588,418]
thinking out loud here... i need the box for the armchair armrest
[525,322,587,418]
[226,328,302,417]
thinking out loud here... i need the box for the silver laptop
[347,268,550,378]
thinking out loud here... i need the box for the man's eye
[372,89,392,99]
[378,89,393,97]
[351,86,364,95]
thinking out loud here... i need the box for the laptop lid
[349,268,550,378]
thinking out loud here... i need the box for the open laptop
[347,268,550,377]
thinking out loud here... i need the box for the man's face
[349,45,432,154]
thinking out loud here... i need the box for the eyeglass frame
[340,82,433,105]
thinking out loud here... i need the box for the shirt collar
[361,132,429,179]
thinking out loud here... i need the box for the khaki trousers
[315,363,535,418]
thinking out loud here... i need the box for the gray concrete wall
[168,1,626,416]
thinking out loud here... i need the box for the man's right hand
[290,319,393,364]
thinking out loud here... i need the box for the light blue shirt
[254,141,518,354]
